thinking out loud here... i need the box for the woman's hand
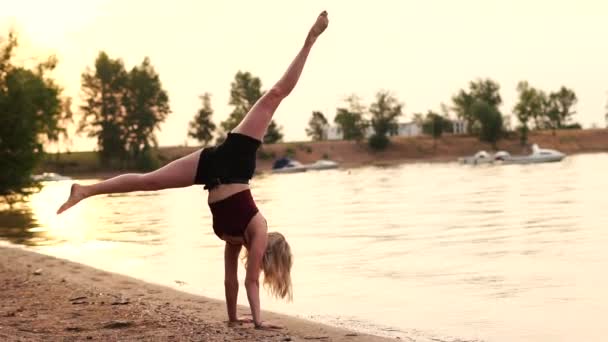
[254,321,284,330]
[227,317,254,327]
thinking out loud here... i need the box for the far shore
[41,129,608,179]
[0,245,391,341]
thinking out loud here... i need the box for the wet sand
[0,246,391,342]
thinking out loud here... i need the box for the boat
[494,144,566,164]
[32,172,72,182]
[306,159,339,170]
[272,157,308,173]
[271,157,339,173]
[459,144,566,165]
[458,150,494,165]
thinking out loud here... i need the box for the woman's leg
[57,149,202,214]
[233,11,329,141]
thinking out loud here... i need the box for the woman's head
[261,232,293,300]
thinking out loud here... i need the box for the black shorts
[194,132,261,190]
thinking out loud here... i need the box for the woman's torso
[208,183,257,246]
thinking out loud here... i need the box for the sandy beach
[0,246,391,342]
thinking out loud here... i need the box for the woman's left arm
[244,230,267,328]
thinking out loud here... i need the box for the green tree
[546,86,577,133]
[0,31,68,205]
[305,111,328,141]
[368,91,402,150]
[219,71,282,143]
[122,57,170,168]
[452,78,502,134]
[421,111,448,149]
[334,95,368,141]
[79,52,128,165]
[471,100,503,148]
[264,120,283,144]
[188,93,216,145]
[513,81,546,145]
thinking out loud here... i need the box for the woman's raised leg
[233,11,329,141]
[57,149,202,214]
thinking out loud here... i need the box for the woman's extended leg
[233,11,329,141]
[57,149,202,214]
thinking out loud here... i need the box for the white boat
[272,158,308,173]
[458,150,494,165]
[272,158,339,173]
[32,172,72,182]
[494,144,566,164]
[306,160,339,170]
[459,144,566,165]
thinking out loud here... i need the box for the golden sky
[2,0,608,151]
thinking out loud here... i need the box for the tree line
[303,78,581,150]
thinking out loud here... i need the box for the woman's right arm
[224,242,242,322]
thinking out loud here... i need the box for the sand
[0,246,392,342]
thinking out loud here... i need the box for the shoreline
[40,129,608,180]
[0,245,391,341]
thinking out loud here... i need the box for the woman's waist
[207,183,251,204]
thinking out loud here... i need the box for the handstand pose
[57,11,329,329]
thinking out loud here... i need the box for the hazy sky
[3,0,608,151]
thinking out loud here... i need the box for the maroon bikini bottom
[208,189,259,239]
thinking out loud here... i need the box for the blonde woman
[57,11,329,329]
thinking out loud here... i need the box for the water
[2,153,608,342]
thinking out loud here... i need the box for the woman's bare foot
[57,184,88,214]
[306,11,329,45]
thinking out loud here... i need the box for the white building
[324,122,423,140]
[394,122,422,137]
[452,120,468,134]
[323,119,469,140]
[325,125,343,140]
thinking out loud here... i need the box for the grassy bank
[40,129,608,178]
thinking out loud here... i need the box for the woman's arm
[244,230,268,328]
[224,242,242,322]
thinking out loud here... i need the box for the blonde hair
[243,232,293,300]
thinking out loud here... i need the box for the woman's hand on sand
[254,321,283,330]
[227,317,254,327]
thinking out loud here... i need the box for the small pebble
[33,269,42,276]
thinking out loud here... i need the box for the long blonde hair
[243,232,293,300]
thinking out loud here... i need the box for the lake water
[2,153,608,342]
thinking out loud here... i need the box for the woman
[57,11,329,329]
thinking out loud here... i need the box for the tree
[452,78,502,133]
[306,111,328,141]
[513,81,546,145]
[264,120,283,144]
[368,91,402,150]
[0,31,67,205]
[334,95,368,141]
[412,113,425,126]
[546,86,577,133]
[79,52,128,164]
[188,93,216,145]
[123,57,170,167]
[471,101,503,148]
[219,71,282,143]
[80,53,170,169]
[421,111,448,149]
